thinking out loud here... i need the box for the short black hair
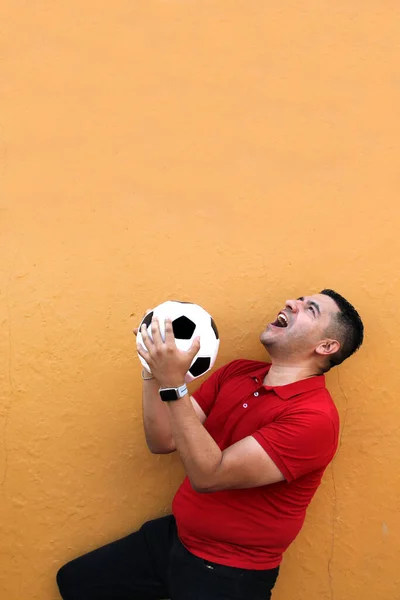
[320,289,364,372]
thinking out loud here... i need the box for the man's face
[260,294,340,359]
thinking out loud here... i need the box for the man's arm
[142,376,206,454]
[138,316,284,489]
[166,394,284,492]
[134,320,206,454]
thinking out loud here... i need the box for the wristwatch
[159,383,188,402]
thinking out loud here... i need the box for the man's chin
[260,325,287,347]
[260,330,274,346]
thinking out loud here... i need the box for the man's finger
[188,336,201,360]
[140,323,154,350]
[136,309,153,337]
[164,318,176,346]
[150,316,163,346]
[137,344,150,360]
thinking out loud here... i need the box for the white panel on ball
[136,301,220,382]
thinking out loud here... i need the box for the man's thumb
[190,336,201,358]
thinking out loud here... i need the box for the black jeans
[57,515,279,600]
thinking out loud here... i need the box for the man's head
[260,289,364,373]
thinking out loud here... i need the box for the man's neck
[263,363,321,387]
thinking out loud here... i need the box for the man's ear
[315,339,340,356]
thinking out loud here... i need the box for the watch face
[160,388,178,401]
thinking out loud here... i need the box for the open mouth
[271,312,289,328]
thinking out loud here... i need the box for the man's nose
[285,299,300,312]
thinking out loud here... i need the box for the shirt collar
[250,364,326,400]
[264,375,326,399]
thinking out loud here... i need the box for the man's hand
[138,316,200,388]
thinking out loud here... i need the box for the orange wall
[1,2,399,599]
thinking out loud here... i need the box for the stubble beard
[261,331,308,362]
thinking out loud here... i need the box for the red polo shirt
[172,359,339,569]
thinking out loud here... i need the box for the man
[57,289,364,600]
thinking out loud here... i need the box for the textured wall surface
[1,1,400,599]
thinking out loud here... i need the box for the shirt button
[254,391,259,397]
[243,403,248,408]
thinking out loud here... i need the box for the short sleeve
[192,360,242,416]
[191,367,226,415]
[252,410,338,482]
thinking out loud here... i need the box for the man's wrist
[159,383,188,402]
[159,381,186,389]
[158,375,186,389]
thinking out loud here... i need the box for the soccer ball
[136,301,220,382]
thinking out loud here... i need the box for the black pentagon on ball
[210,317,219,340]
[172,315,196,340]
[189,357,211,377]
[141,311,153,328]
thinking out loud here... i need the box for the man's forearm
[166,395,222,491]
[142,379,175,453]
